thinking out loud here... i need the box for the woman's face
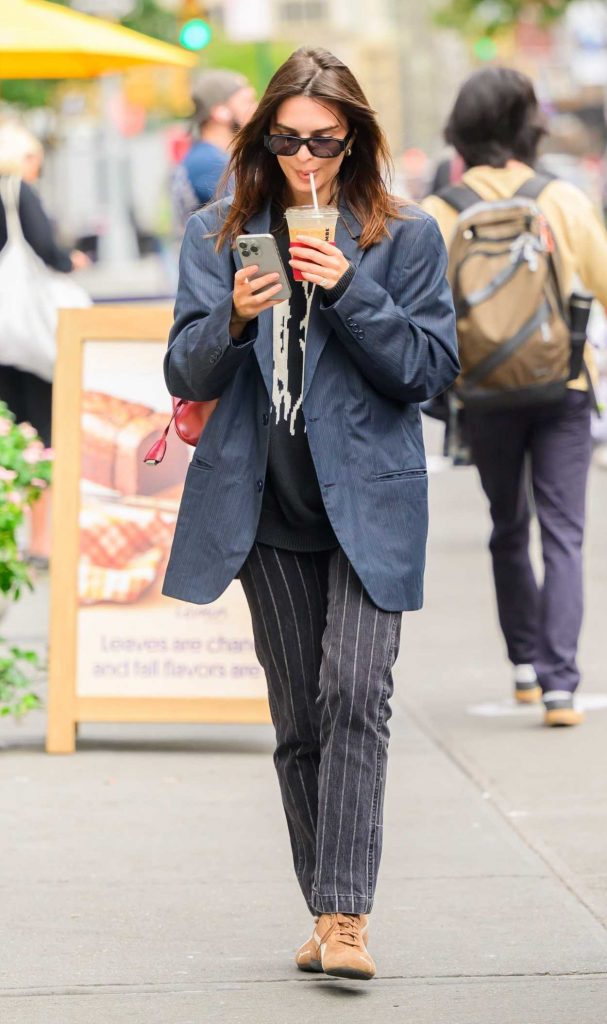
[270,96,349,205]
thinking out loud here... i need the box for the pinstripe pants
[239,543,401,915]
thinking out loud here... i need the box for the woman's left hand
[289,235,351,290]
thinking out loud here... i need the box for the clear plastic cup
[284,206,340,281]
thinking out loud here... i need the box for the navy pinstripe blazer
[162,198,459,612]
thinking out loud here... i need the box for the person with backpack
[423,67,607,727]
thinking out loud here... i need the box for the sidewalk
[1,456,606,1023]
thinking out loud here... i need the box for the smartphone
[235,234,292,303]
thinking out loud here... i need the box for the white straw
[309,171,319,211]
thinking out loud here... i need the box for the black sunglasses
[264,132,351,158]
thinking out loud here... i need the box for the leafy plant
[0,402,52,718]
[0,402,53,601]
[436,0,576,34]
[0,642,42,719]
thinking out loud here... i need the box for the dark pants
[467,390,592,694]
[239,543,401,915]
[0,365,53,446]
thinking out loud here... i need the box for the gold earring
[346,147,352,156]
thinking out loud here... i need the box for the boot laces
[335,913,361,947]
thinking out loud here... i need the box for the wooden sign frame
[46,306,270,754]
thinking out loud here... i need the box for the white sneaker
[543,691,584,727]
[513,663,542,704]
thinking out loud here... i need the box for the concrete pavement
[1,448,606,1022]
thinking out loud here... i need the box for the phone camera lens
[242,249,250,257]
[250,245,259,254]
[238,242,246,249]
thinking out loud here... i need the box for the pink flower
[0,467,17,481]
[31,478,48,489]
[6,490,22,505]
[0,419,11,436]
[23,442,44,464]
[19,422,38,440]
[41,448,54,462]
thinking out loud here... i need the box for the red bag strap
[142,400,186,465]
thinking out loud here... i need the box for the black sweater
[0,177,72,273]
[255,216,354,552]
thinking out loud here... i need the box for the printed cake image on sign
[81,390,190,496]
[79,503,177,605]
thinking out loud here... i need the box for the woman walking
[163,47,458,979]
[0,120,89,564]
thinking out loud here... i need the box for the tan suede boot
[315,913,375,980]
[295,917,322,973]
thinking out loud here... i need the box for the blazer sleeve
[321,215,460,403]
[164,209,258,401]
[19,181,73,273]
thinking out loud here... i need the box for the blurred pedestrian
[425,148,464,197]
[163,47,458,978]
[0,120,89,564]
[171,68,256,233]
[424,67,607,726]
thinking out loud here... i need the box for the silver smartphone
[235,233,292,303]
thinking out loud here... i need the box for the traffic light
[473,36,498,61]
[179,0,212,52]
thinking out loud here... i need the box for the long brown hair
[216,47,404,252]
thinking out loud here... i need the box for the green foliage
[0,401,52,603]
[196,38,295,96]
[0,403,51,718]
[436,0,575,34]
[121,0,180,45]
[0,641,43,719]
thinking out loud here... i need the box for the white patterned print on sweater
[272,283,315,436]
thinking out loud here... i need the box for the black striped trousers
[239,543,402,915]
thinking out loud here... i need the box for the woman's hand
[232,266,284,324]
[289,235,351,290]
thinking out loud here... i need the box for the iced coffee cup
[285,206,340,281]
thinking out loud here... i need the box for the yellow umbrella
[0,0,196,78]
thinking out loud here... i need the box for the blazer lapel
[303,202,364,402]
[240,202,273,397]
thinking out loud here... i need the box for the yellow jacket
[422,161,607,392]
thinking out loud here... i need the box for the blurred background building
[1,0,605,275]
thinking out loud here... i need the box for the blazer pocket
[191,454,215,471]
[373,468,427,481]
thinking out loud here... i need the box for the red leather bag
[143,398,218,465]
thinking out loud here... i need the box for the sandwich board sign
[47,306,269,754]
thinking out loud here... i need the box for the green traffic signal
[180,18,212,51]
[473,36,498,62]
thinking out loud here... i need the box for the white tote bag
[0,176,90,382]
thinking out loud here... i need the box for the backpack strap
[437,183,482,214]
[440,172,555,211]
[513,172,555,202]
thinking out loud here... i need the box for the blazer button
[209,354,217,364]
[358,330,366,339]
[262,413,269,426]
[256,479,263,492]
